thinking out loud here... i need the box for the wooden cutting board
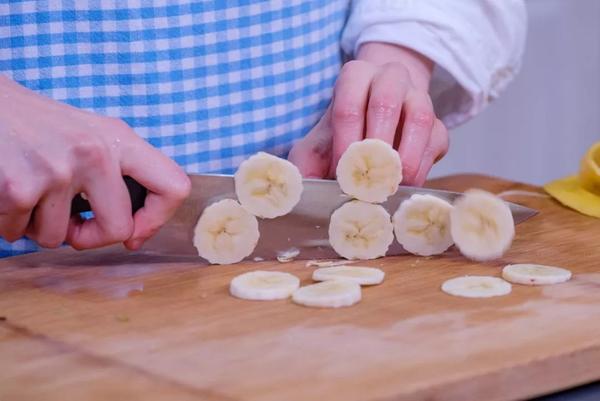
[1,174,599,401]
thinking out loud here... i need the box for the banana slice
[450,189,515,261]
[393,194,453,256]
[336,139,402,203]
[230,271,300,301]
[234,152,303,219]
[193,199,260,265]
[312,266,385,286]
[441,276,512,298]
[292,280,361,308]
[502,264,572,285]
[328,200,394,260]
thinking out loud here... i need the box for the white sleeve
[341,0,527,128]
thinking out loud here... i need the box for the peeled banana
[193,199,260,265]
[230,271,300,300]
[235,152,303,219]
[450,190,515,261]
[441,276,512,298]
[502,263,572,285]
[328,200,394,260]
[336,139,402,203]
[292,280,362,308]
[393,194,453,256]
[312,266,385,286]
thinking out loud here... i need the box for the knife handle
[70,176,148,215]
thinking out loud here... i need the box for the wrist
[356,42,433,91]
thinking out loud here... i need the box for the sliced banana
[312,266,385,286]
[336,139,402,203]
[193,199,260,265]
[230,271,300,301]
[502,264,572,286]
[393,194,453,256]
[450,189,515,261]
[328,200,394,260]
[441,276,512,298]
[234,152,303,219]
[292,280,361,308]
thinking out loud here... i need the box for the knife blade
[134,174,538,260]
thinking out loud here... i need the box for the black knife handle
[70,176,148,215]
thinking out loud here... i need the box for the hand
[0,76,190,251]
[289,42,449,186]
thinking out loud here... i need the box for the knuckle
[369,97,400,118]
[408,111,435,129]
[71,136,110,166]
[332,102,363,124]
[170,173,192,202]
[2,179,37,212]
[340,59,368,76]
[105,219,134,242]
[48,164,73,188]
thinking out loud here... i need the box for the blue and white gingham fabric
[0,0,349,257]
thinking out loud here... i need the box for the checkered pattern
[0,0,348,257]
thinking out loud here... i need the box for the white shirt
[342,0,527,128]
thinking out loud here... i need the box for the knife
[71,174,538,260]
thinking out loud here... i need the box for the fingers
[365,64,408,145]
[413,119,449,186]
[26,189,72,248]
[288,106,333,178]
[397,92,436,185]
[66,159,134,250]
[330,60,377,176]
[0,174,39,241]
[0,213,31,243]
[120,139,191,250]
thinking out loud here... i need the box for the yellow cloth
[544,142,600,218]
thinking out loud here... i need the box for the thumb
[288,108,333,179]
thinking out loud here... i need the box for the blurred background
[430,0,599,185]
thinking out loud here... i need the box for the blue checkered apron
[0,0,348,257]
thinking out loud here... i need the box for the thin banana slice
[312,266,385,286]
[234,152,303,219]
[193,199,260,265]
[230,271,300,301]
[393,194,453,256]
[276,247,300,263]
[292,280,361,308]
[450,189,515,261]
[502,264,572,286]
[328,200,394,260]
[336,139,402,203]
[442,276,512,298]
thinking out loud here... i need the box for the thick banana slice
[441,276,512,298]
[234,152,303,219]
[502,264,572,286]
[336,139,402,203]
[230,271,300,301]
[393,194,453,256]
[450,189,515,261]
[328,200,394,260]
[193,199,260,265]
[292,280,361,308]
[312,266,385,286]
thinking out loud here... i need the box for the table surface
[1,174,599,401]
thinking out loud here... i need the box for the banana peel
[544,142,600,218]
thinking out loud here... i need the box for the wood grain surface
[1,174,599,401]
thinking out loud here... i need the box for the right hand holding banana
[0,76,190,251]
